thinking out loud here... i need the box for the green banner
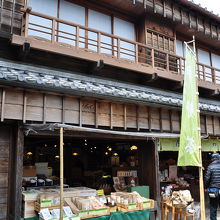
[177,44,201,167]
[159,138,220,152]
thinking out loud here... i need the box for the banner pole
[193,35,206,220]
[60,127,64,220]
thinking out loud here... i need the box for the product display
[22,188,154,219]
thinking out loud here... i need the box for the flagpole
[193,36,206,220]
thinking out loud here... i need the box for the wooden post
[60,127,64,220]
[151,48,155,68]
[76,26,79,48]
[97,32,101,54]
[166,53,169,71]
[117,38,121,59]
[51,19,56,43]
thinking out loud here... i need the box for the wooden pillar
[139,140,161,218]
[8,122,24,220]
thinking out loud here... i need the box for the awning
[23,123,180,139]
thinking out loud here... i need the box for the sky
[193,0,220,15]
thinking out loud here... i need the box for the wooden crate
[117,203,139,212]
[34,202,61,212]
[22,200,37,219]
[138,199,154,210]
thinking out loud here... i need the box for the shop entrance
[23,136,158,196]
[21,131,159,219]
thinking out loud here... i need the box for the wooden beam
[169,110,173,133]
[163,0,166,17]
[189,12,192,29]
[173,80,184,90]
[89,59,104,74]
[95,101,98,128]
[1,89,5,122]
[159,108,163,132]
[136,105,140,131]
[13,123,24,220]
[148,107,152,132]
[124,104,127,130]
[23,92,27,123]
[153,0,156,13]
[146,73,158,82]
[79,98,82,127]
[43,94,47,123]
[62,96,65,123]
[110,103,113,129]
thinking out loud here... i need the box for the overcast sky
[193,0,220,15]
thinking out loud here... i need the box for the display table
[89,210,150,220]
[162,202,194,220]
[25,210,150,220]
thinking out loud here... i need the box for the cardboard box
[23,166,36,177]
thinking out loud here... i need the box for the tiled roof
[181,0,220,21]
[0,59,220,113]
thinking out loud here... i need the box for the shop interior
[159,151,214,201]
[22,136,154,196]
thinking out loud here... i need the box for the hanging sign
[159,138,220,152]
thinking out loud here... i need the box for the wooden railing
[20,8,220,85]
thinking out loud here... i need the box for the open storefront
[21,124,164,220]
[158,138,220,201]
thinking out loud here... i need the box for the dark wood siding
[0,126,11,220]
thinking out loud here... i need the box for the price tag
[97,189,104,196]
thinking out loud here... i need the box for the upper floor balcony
[11,7,220,92]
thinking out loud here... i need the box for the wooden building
[1,0,220,219]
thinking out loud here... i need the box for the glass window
[114,18,135,60]
[176,40,184,57]
[28,0,58,40]
[59,0,85,46]
[211,53,220,84]
[197,49,211,66]
[211,53,220,69]
[88,9,112,54]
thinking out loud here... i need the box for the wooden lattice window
[147,29,175,53]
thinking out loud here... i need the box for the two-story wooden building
[1,0,220,219]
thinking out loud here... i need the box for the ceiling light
[130,145,138,151]
[27,152,33,155]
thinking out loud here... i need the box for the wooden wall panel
[200,115,207,134]
[26,106,43,121]
[98,102,110,127]
[0,204,7,220]
[161,109,171,131]
[171,110,180,132]
[82,99,95,126]
[206,115,214,134]
[126,104,137,128]
[112,103,124,128]
[63,97,79,124]
[0,87,220,135]
[214,117,220,136]
[138,106,149,129]
[145,16,174,37]
[150,107,160,130]
[0,126,11,220]
[4,104,23,119]
[0,188,7,205]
